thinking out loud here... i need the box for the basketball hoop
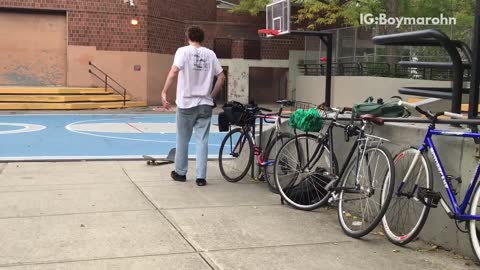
[258,29,280,39]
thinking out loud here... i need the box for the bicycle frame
[399,127,480,221]
[255,114,284,166]
[297,112,391,195]
[238,110,288,178]
[300,114,360,181]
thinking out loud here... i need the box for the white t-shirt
[173,45,223,109]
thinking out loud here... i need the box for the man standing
[161,26,225,186]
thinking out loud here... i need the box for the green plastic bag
[289,108,324,132]
[352,96,408,118]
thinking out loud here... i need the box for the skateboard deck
[143,148,176,166]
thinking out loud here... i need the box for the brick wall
[69,11,148,51]
[149,0,216,22]
[147,17,185,54]
[0,0,149,51]
[0,0,302,59]
[261,36,304,59]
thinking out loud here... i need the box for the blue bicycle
[383,101,480,261]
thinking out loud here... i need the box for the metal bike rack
[372,29,466,114]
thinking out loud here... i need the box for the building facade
[0,0,303,104]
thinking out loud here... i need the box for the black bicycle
[218,100,294,192]
[273,106,395,238]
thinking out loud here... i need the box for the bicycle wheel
[274,133,338,211]
[383,148,432,245]
[263,132,293,193]
[469,183,480,262]
[219,128,254,182]
[338,145,394,238]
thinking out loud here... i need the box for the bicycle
[382,101,480,261]
[274,106,395,238]
[218,100,294,192]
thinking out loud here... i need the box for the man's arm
[211,72,225,100]
[161,65,180,108]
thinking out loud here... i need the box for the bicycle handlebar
[398,101,432,118]
[399,101,466,120]
[444,111,466,119]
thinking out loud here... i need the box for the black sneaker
[196,178,207,186]
[171,171,186,182]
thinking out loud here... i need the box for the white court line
[65,117,222,146]
[0,154,224,162]
[0,123,46,134]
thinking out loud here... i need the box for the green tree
[233,0,474,29]
[232,0,384,29]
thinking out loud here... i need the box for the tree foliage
[232,0,475,30]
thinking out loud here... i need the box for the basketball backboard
[266,0,290,37]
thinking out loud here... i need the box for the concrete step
[0,87,115,95]
[0,101,147,110]
[0,95,131,103]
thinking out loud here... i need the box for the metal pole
[373,26,377,63]
[335,29,339,62]
[319,36,322,62]
[325,34,333,107]
[353,27,357,62]
[289,31,334,107]
[468,0,480,119]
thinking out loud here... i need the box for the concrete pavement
[0,161,476,269]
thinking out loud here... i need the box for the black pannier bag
[218,112,230,132]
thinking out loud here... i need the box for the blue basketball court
[0,114,225,161]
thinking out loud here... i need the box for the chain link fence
[301,25,473,81]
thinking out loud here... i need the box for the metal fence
[298,61,471,81]
[302,25,473,80]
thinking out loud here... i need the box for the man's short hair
[186,26,205,43]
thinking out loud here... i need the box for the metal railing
[373,29,467,114]
[298,61,471,81]
[88,62,127,106]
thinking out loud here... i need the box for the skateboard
[143,148,176,166]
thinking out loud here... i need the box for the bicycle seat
[276,99,295,106]
[360,114,385,126]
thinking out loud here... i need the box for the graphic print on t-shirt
[192,50,210,71]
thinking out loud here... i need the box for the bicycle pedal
[417,187,441,208]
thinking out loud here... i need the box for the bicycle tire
[274,133,338,211]
[219,128,254,182]
[338,145,395,238]
[383,148,432,245]
[469,182,480,262]
[263,132,293,193]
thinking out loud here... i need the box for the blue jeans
[175,105,212,179]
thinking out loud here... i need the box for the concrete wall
[296,76,451,106]
[288,50,305,101]
[67,46,150,102]
[0,12,67,86]
[219,59,290,103]
[272,120,479,258]
[67,53,293,106]
[373,122,477,258]
[68,46,178,105]
[147,53,175,105]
